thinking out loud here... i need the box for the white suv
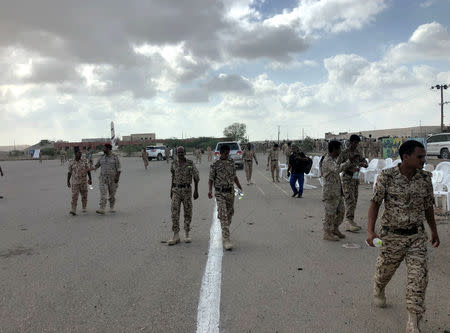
[213,141,244,169]
[146,146,172,161]
[426,133,450,159]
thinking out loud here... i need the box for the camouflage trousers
[142,157,148,167]
[374,229,428,314]
[342,176,359,222]
[323,196,345,231]
[165,154,170,163]
[171,188,193,232]
[207,154,213,161]
[71,182,88,211]
[215,192,235,239]
[196,156,202,163]
[99,177,118,208]
[244,160,253,182]
[270,160,280,181]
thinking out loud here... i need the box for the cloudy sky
[1,0,449,145]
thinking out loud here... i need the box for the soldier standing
[208,144,243,250]
[267,143,280,182]
[337,134,368,232]
[0,164,4,199]
[367,140,440,333]
[67,150,92,215]
[60,149,66,165]
[141,148,149,170]
[93,143,121,215]
[165,147,170,163]
[168,147,199,245]
[320,141,348,241]
[207,146,213,162]
[242,143,258,185]
[196,148,202,164]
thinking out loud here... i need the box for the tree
[223,123,247,142]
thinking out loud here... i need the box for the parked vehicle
[426,133,450,159]
[145,146,172,161]
[213,141,244,169]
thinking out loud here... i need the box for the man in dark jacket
[287,146,312,198]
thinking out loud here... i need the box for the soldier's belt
[271,159,278,161]
[214,186,233,193]
[244,159,252,162]
[172,184,191,188]
[382,225,422,236]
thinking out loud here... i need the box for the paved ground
[0,155,448,333]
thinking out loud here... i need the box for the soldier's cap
[104,143,113,149]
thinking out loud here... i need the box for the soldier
[165,146,170,163]
[67,150,92,215]
[93,143,121,215]
[196,148,202,164]
[367,140,440,333]
[262,142,267,155]
[167,146,199,245]
[206,146,213,162]
[243,143,258,185]
[86,148,94,168]
[320,141,348,241]
[337,134,368,232]
[141,148,149,170]
[0,164,4,199]
[208,144,243,250]
[60,149,66,165]
[285,142,292,165]
[267,143,280,182]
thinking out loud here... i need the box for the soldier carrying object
[167,146,199,245]
[67,150,92,215]
[92,143,121,215]
[208,144,243,251]
[141,148,149,170]
[337,134,368,232]
[243,143,258,185]
[320,141,347,241]
[367,140,440,333]
[267,143,280,182]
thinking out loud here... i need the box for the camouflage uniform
[209,159,236,240]
[171,159,199,233]
[243,148,258,183]
[68,158,90,212]
[337,148,366,225]
[321,154,350,233]
[196,149,202,164]
[60,150,66,165]
[268,148,280,181]
[141,151,149,168]
[207,146,213,162]
[165,148,170,163]
[95,153,121,209]
[371,166,434,316]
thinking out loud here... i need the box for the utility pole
[277,125,280,144]
[431,84,449,132]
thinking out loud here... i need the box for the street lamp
[431,84,449,132]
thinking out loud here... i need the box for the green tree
[299,136,314,153]
[223,123,247,142]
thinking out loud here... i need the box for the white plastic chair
[279,162,288,180]
[372,173,379,191]
[307,156,321,178]
[423,164,434,172]
[360,159,379,183]
[434,177,450,211]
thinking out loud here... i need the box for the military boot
[185,231,191,243]
[332,227,346,239]
[223,237,233,251]
[373,287,386,308]
[323,230,340,241]
[109,205,116,213]
[168,232,180,246]
[96,206,105,215]
[406,312,420,333]
[344,220,361,232]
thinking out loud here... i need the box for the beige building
[325,125,442,140]
[122,133,156,142]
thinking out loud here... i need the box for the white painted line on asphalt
[196,201,223,333]
[256,170,289,196]
[256,184,265,196]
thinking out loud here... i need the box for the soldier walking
[320,141,347,241]
[67,150,92,215]
[243,143,258,185]
[267,143,280,182]
[207,146,213,162]
[367,140,440,333]
[167,147,199,245]
[208,144,243,250]
[141,148,149,170]
[60,149,66,165]
[165,147,170,163]
[337,134,368,232]
[93,143,121,215]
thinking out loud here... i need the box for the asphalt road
[0,156,448,333]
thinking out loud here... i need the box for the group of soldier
[59,136,441,332]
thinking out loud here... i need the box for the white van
[426,133,450,159]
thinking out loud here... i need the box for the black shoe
[292,192,298,197]
[297,194,303,198]
[69,211,76,216]
[0,196,3,199]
